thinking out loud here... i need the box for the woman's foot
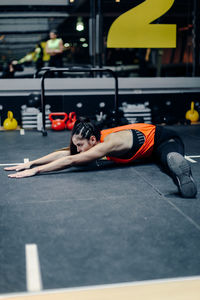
[167,152,197,198]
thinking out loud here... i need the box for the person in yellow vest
[45,29,64,70]
[4,117,197,198]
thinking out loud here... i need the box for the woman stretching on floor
[4,118,197,198]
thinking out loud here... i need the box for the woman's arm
[45,41,55,55]
[53,39,64,54]
[7,133,129,178]
[7,141,113,178]
[45,42,51,54]
[5,149,70,172]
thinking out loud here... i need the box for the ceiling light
[80,37,86,42]
[76,17,84,32]
[82,43,88,48]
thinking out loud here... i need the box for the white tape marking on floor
[0,158,29,166]
[189,155,200,158]
[0,163,23,166]
[25,244,43,292]
[185,156,197,163]
[20,129,25,135]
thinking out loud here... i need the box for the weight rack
[35,67,119,136]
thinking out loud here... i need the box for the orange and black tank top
[100,123,156,164]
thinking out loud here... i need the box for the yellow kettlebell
[185,102,199,123]
[3,111,18,130]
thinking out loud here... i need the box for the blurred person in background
[34,43,44,72]
[45,29,64,71]
[1,60,23,78]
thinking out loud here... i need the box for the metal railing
[36,67,119,136]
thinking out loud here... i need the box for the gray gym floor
[0,125,200,295]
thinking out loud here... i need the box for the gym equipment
[3,111,18,130]
[0,105,3,126]
[120,102,152,124]
[185,102,199,122]
[49,112,68,131]
[66,112,77,130]
[21,105,51,130]
[38,67,119,136]
[94,108,128,130]
[27,93,41,108]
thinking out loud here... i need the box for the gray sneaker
[167,152,197,198]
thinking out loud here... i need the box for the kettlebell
[185,101,199,123]
[49,112,68,131]
[3,111,18,130]
[66,112,77,130]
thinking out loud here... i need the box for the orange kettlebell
[66,112,77,130]
[49,112,68,131]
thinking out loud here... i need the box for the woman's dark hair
[50,29,58,36]
[70,117,101,155]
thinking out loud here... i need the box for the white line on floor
[188,155,200,158]
[0,163,23,166]
[25,244,43,292]
[185,156,197,163]
[0,158,29,166]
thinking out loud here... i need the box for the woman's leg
[154,137,184,172]
[154,136,197,198]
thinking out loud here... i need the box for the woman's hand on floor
[8,168,38,179]
[4,162,31,172]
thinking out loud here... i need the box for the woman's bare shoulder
[103,130,133,153]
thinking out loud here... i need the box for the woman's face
[72,135,96,153]
[49,32,57,39]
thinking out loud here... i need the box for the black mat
[0,125,200,294]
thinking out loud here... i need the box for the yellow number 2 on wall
[107,0,176,48]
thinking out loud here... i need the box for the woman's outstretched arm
[4,148,70,172]
[7,132,128,179]
[7,141,114,178]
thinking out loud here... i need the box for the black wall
[0,92,199,126]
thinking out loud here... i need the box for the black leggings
[153,126,185,174]
[48,54,63,77]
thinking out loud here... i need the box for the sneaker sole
[167,152,197,198]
